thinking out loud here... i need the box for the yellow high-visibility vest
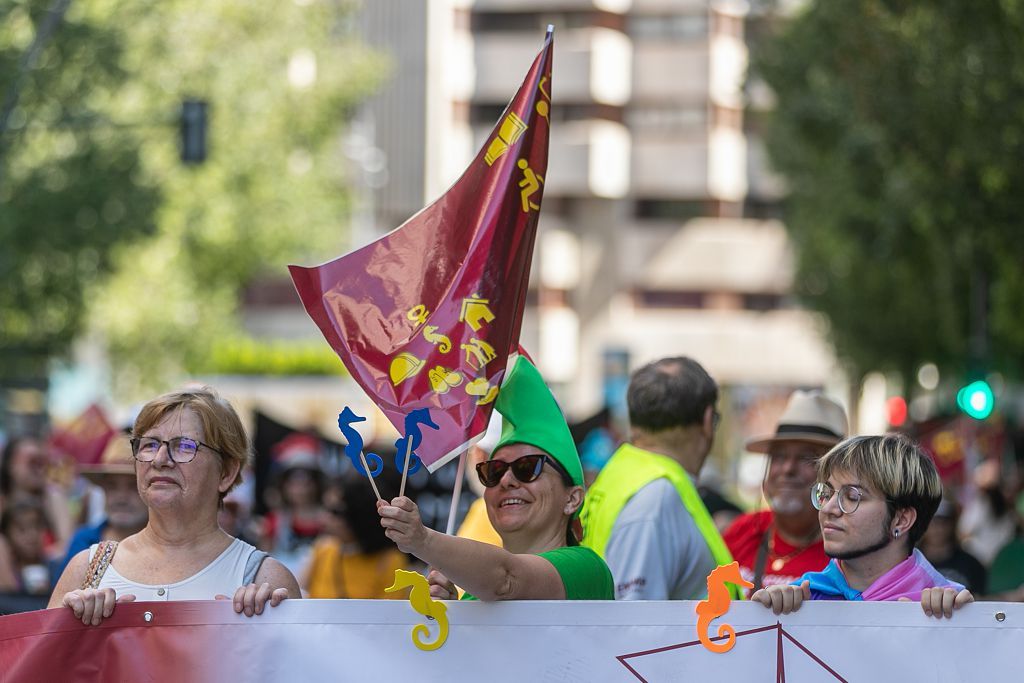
[582,442,743,600]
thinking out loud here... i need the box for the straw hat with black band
[745,391,848,454]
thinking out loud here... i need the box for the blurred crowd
[0,425,419,613]
[0,389,1022,614]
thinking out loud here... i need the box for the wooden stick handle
[398,436,414,499]
[358,451,383,502]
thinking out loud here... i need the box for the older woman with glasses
[751,433,973,618]
[49,387,300,625]
[377,358,613,601]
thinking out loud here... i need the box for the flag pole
[444,450,468,535]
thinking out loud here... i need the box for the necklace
[769,527,820,572]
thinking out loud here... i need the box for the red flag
[48,404,116,466]
[290,31,554,472]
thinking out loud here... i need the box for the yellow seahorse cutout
[694,561,754,654]
[385,569,449,652]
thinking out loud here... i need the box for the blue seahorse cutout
[394,408,440,475]
[338,407,383,477]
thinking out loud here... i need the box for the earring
[893,529,900,538]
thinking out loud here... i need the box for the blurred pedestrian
[302,474,407,599]
[582,356,735,600]
[0,437,73,557]
[724,391,847,595]
[56,433,149,577]
[258,434,326,576]
[919,498,986,595]
[986,490,1024,601]
[0,501,54,596]
[958,458,1016,566]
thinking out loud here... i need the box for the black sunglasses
[476,454,552,488]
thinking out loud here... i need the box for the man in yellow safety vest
[582,356,740,600]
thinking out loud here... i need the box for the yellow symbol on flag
[423,325,452,353]
[465,377,499,406]
[536,76,550,122]
[517,159,544,213]
[484,112,528,166]
[385,569,449,652]
[428,366,464,394]
[461,338,497,370]
[407,305,430,327]
[390,353,425,386]
[460,295,495,332]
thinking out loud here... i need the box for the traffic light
[180,99,208,164]
[957,380,994,420]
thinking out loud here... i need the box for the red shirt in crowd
[723,509,829,596]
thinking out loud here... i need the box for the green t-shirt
[461,545,614,601]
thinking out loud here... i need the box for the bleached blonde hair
[817,433,942,545]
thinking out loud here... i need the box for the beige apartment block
[248,1,843,439]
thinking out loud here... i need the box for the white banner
[0,600,1018,681]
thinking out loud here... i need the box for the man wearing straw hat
[57,433,148,574]
[723,390,848,595]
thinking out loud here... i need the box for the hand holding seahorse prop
[385,569,449,652]
[695,561,754,654]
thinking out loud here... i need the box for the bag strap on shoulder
[81,540,119,590]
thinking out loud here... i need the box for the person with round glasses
[48,387,300,625]
[376,357,614,601]
[751,433,973,618]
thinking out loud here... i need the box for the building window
[629,14,708,41]
[634,199,707,221]
[627,105,706,134]
[635,290,706,309]
[472,11,622,33]
[743,293,783,311]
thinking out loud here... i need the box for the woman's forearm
[414,529,518,600]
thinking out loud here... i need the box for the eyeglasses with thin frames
[130,436,221,464]
[811,482,891,515]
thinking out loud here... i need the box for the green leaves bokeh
[753,0,1024,381]
[1,0,383,397]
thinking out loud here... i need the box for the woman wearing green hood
[377,357,613,601]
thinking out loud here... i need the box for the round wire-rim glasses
[810,481,870,515]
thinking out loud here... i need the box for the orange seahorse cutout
[695,561,754,654]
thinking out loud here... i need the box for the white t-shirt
[91,537,261,601]
[603,477,716,600]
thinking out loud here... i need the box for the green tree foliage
[0,0,159,380]
[752,0,1024,379]
[83,0,382,397]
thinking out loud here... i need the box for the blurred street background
[2,0,1022,609]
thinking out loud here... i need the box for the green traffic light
[957,380,994,420]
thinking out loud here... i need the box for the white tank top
[91,538,260,601]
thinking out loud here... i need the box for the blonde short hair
[817,433,942,546]
[132,386,249,498]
